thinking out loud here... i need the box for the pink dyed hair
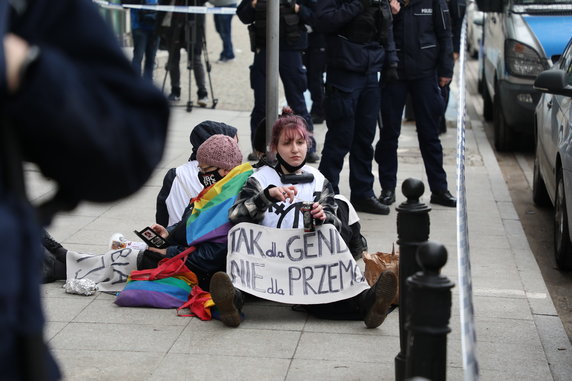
[270,107,313,152]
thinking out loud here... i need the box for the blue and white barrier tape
[456,14,480,381]
[94,0,237,14]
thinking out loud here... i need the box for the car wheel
[554,168,572,270]
[532,149,550,206]
[493,93,513,151]
[482,79,493,121]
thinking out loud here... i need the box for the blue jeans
[213,7,235,60]
[132,28,158,80]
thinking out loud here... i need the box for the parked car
[477,0,572,152]
[466,0,484,58]
[532,36,572,270]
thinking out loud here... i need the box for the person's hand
[147,247,167,255]
[310,202,326,221]
[251,0,257,8]
[268,185,298,202]
[382,65,399,85]
[150,224,169,239]
[3,33,30,93]
[439,77,452,87]
[294,3,300,12]
[453,52,459,61]
[389,0,400,14]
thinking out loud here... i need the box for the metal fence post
[405,241,454,381]
[395,178,431,381]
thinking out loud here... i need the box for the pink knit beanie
[196,134,242,170]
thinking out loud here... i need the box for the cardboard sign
[227,223,369,304]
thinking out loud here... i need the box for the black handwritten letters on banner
[66,248,139,292]
[227,223,369,304]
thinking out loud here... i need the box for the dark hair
[189,121,238,161]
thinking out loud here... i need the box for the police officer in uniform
[237,0,319,163]
[375,0,457,207]
[315,0,397,215]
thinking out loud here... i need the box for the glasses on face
[198,165,219,174]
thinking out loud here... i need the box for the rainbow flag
[186,162,254,246]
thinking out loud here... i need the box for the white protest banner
[227,223,369,304]
[66,248,139,292]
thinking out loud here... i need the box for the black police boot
[430,190,457,207]
[351,196,390,215]
[359,270,397,328]
[307,151,320,163]
[210,272,244,327]
[378,189,396,205]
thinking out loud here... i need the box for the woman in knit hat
[156,121,238,226]
[141,134,244,290]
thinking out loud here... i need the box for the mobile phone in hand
[133,227,168,249]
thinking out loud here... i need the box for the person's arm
[236,0,256,24]
[314,0,364,33]
[315,179,342,231]
[5,0,169,203]
[297,0,315,27]
[434,0,454,83]
[156,168,178,226]
[228,176,274,224]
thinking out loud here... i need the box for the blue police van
[477,0,572,151]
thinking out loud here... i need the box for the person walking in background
[126,0,160,80]
[315,0,397,215]
[237,0,319,163]
[159,0,209,106]
[303,28,326,125]
[0,0,169,378]
[375,0,457,208]
[209,0,237,63]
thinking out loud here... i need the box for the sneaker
[198,97,209,108]
[216,57,234,63]
[362,270,398,328]
[42,230,68,262]
[109,233,147,251]
[167,93,180,102]
[210,272,242,327]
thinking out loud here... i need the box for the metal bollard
[395,178,431,381]
[405,241,454,381]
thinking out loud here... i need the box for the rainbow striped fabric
[115,276,193,309]
[185,162,254,246]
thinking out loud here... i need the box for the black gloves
[382,65,399,85]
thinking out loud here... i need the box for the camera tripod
[161,0,218,112]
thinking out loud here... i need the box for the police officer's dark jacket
[315,0,398,75]
[393,0,454,80]
[237,0,314,51]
